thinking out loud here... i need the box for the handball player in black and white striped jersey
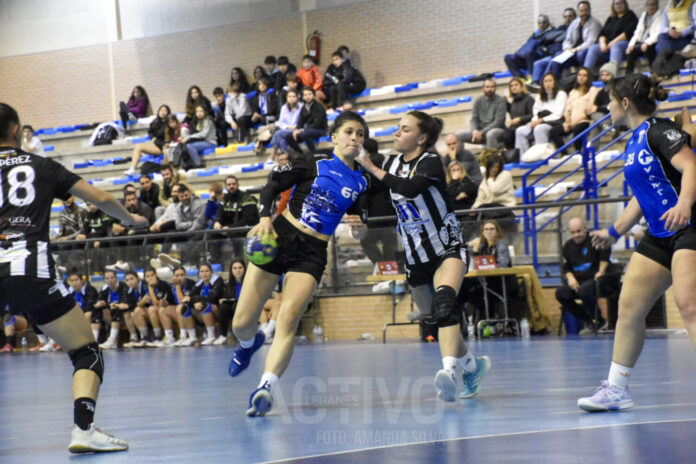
[0,103,147,453]
[357,111,491,402]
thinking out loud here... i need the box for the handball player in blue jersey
[229,111,370,417]
[578,74,696,411]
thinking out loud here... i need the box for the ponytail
[407,110,443,152]
[608,73,669,115]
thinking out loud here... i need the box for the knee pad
[3,313,15,327]
[110,309,123,324]
[182,304,193,318]
[431,285,459,328]
[90,309,102,325]
[68,342,105,383]
[200,303,212,315]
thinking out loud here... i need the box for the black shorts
[0,277,76,326]
[255,214,328,284]
[405,246,468,287]
[635,226,696,270]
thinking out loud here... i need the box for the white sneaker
[181,337,198,347]
[132,339,147,348]
[39,341,58,352]
[149,258,162,269]
[122,340,139,348]
[201,336,216,346]
[434,369,457,403]
[174,337,187,347]
[213,335,228,346]
[123,167,137,176]
[99,339,118,350]
[158,253,181,268]
[160,336,177,347]
[145,340,163,348]
[69,424,129,454]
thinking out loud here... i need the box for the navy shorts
[635,225,696,270]
[0,276,76,325]
[405,246,468,287]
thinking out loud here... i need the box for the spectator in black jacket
[124,104,171,176]
[264,55,283,91]
[274,55,297,91]
[446,161,479,211]
[250,76,279,125]
[282,87,328,153]
[183,85,213,129]
[505,78,535,149]
[504,14,555,79]
[212,87,229,146]
[277,72,303,106]
[93,270,131,349]
[213,176,259,229]
[326,50,366,110]
[139,174,161,211]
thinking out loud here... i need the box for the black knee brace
[430,285,460,328]
[68,342,105,383]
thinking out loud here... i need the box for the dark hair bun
[432,117,444,134]
[649,83,669,102]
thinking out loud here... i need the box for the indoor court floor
[2,333,696,463]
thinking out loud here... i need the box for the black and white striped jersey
[381,152,463,266]
[0,146,81,279]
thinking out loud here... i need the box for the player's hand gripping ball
[245,234,278,265]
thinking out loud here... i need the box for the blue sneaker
[460,356,491,399]
[578,381,634,412]
[246,382,273,417]
[228,331,265,377]
[434,369,457,403]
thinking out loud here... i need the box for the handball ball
[245,234,278,266]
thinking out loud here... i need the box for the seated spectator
[283,87,328,154]
[179,105,216,169]
[124,104,171,176]
[171,184,205,232]
[264,55,282,90]
[504,14,555,79]
[224,83,253,144]
[277,72,302,106]
[214,175,259,229]
[549,67,600,154]
[473,154,516,208]
[155,266,196,347]
[442,134,483,185]
[1,309,27,352]
[187,263,226,346]
[530,8,578,84]
[21,125,45,157]
[589,62,616,134]
[120,270,148,347]
[139,174,161,212]
[76,202,110,251]
[160,115,181,164]
[656,0,696,54]
[119,85,151,132]
[211,87,229,147]
[204,181,224,229]
[447,161,479,211]
[274,55,297,91]
[457,79,507,149]
[584,0,638,70]
[216,259,246,345]
[505,78,535,149]
[266,89,302,161]
[229,66,251,94]
[625,0,661,73]
[297,54,325,101]
[154,166,190,220]
[93,270,130,349]
[250,76,280,126]
[136,267,172,346]
[325,50,366,110]
[250,66,266,92]
[515,72,567,156]
[112,190,154,237]
[59,271,98,351]
[556,217,620,334]
[150,183,182,233]
[55,196,86,241]
[182,85,212,129]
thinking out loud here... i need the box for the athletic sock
[138,326,149,340]
[206,326,216,339]
[153,327,162,339]
[240,337,256,349]
[442,356,458,372]
[607,362,632,390]
[92,329,99,341]
[165,329,174,340]
[264,320,276,337]
[187,329,197,339]
[109,327,119,342]
[459,351,477,373]
[179,328,187,340]
[74,398,96,431]
[258,372,279,390]
[130,333,138,342]
[37,334,48,344]
[259,322,268,332]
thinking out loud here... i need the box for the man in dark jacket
[504,14,555,79]
[326,50,366,110]
[284,88,328,154]
[213,176,259,229]
[139,174,161,212]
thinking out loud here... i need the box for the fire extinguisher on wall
[306,30,321,64]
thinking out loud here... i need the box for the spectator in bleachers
[443,134,483,186]
[472,154,516,208]
[212,87,229,147]
[278,72,302,106]
[589,62,616,134]
[325,50,366,111]
[224,83,253,144]
[515,72,568,156]
[214,175,259,229]
[274,55,297,91]
[154,167,187,220]
[188,262,227,346]
[180,105,216,169]
[55,196,86,241]
[625,0,661,73]
[162,114,182,163]
[229,66,251,94]
[264,55,282,90]
[150,184,181,234]
[530,8,578,84]
[1,309,27,352]
[447,161,479,211]
[584,0,639,70]
[504,14,554,79]
[76,202,110,247]
[93,270,130,349]
[21,125,45,157]
[119,85,152,133]
[656,0,696,54]
[284,87,328,154]
[216,259,246,345]
[266,89,302,161]
[124,104,171,176]
[204,181,224,229]
[543,2,602,82]
[250,76,280,126]
[504,78,535,149]
[139,174,161,212]
[251,66,266,92]
[359,138,397,265]
[458,79,507,149]
[549,67,600,154]
[183,85,212,129]
[112,191,154,237]
[297,54,325,101]
[171,183,205,232]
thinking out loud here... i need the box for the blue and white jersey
[69,282,98,312]
[623,117,692,237]
[259,152,369,235]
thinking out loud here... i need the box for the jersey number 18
[0,166,36,207]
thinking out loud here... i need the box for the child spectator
[281,87,327,153]
[325,50,366,110]
[250,76,279,125]
[204,181,224,229]
[250,66,266,92]
[264,55,282,90]
[124,104,171,176]
[162,115,182,166]
[119,85,151,132]
[179,105,216,169]
[297,54,325,101]
[183,85,212,129]
[229,66,251,94]
[21,125,45,157]
[278,72,302,106]
[224,83,253,144]
[212,87,229,146]
[266,89,302,161]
